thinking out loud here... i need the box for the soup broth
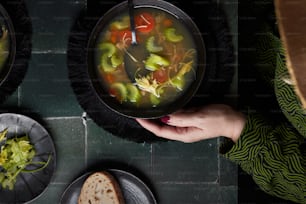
[94,7,198,108]
[0,23,10,73]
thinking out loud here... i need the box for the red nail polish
[160,116,170,123]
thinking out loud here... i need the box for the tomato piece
[119,30,132,41]
[152,69,168,83]
[109,88,117,97]
[110,30,132,45]
[135,13,155,33]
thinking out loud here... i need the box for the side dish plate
[60,169,157,204]
[0,113,56,203]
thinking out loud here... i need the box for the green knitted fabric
[255,32,285,89]
[255,31,306,137]
[222,114,306,203]
[224,31,306,203]
[222,1,306,203]
[274,51,306,137]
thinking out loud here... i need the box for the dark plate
[60,169,157,204]
[0,113,56,203]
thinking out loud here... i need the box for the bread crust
[274,0,306,108]
[78,171,125,204]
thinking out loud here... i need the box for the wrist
[213,104,246,142]
[229,111,246,143]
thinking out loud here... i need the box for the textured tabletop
[1,0,238,203]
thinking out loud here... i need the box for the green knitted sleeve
[221,113,306,203]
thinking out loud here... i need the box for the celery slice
[98,43,116,57]
[170,76,185,90]
[126,83,141,103]
[110,83,127,102]
[110,16,130,30]
[150,93,160,106]
[146,36,163,53]
[101,54,116,72]
[99,43,122,72]
[165,28,184,43]
[145,54,170,71]
[111,53,123,67]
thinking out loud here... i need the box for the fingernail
[160,116,170,123]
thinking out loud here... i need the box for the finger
[136,119,207,143]
[161,110,202,128]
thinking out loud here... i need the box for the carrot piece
[163,19,173,27]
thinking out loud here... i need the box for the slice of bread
[78,171,125,204]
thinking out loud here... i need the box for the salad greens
[0,129,51,190]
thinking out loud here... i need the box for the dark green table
[1,0,238,203]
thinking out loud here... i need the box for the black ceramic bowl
[0,3,16,87]
[87,0,205,119]
[0,113,56,203]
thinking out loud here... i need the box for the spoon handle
[128,0,137,44]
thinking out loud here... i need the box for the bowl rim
[0,3,16,87]
[86,0,206,119]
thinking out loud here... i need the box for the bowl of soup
[87,0,205,118]
[0,4,15,86]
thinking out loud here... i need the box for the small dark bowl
[87,0,205,119]
[0,3,16,87]
[0,113,56,203]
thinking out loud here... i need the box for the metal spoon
[126,0,150,81]
[128,0,137,45]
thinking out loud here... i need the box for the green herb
[0,129,51,190]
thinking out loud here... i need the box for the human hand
[136,104,246,143]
